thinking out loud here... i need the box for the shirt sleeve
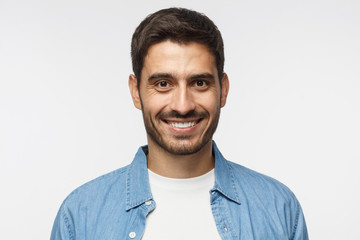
[50,203,74,240]
[291,200,309,240]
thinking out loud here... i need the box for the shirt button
[145,200,152,206]
[223,224,228,232]
[129,232,136,238]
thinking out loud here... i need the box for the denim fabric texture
[51,142,308,240]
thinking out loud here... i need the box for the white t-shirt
[141,169,221,240]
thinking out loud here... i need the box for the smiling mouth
[163,119,202,129]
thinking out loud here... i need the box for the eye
[196,80,204,86]
[194,80,208,88]
[156,81,169,88]
[154,80,172,92]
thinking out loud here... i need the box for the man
[51,8,308,240]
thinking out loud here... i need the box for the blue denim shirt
[51,142,308,240]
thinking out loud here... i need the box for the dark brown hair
[131,7,224,84]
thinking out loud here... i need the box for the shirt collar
[125,145,152,211]
[212,141,241,204]
[125,141,241,210]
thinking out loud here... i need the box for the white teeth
[169,121,196,128]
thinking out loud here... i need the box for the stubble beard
[141,105,221,156]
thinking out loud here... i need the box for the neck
[146,139,214,178]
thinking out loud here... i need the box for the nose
[169,84,196,115]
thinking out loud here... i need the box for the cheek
[142,94,169,115]
[196,92,220,112]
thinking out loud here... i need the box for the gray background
[1,0,359,239]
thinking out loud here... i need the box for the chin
[154,136,211,156]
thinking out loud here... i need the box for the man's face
[129,40,229,155]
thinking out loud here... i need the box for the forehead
[141,40,218,79]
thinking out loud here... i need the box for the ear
[128,74,142,110]
[220,73,229,108]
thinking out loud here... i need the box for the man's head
[129,8,229,156]
[131,7,225,84]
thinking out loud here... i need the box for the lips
[158,110,207,131]
[163,119,202,129]
[168,121,196,128]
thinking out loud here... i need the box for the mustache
[158,110,208,119]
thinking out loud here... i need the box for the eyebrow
[147,73,215,82]
[147,73,174,82]
[189,73,215,82]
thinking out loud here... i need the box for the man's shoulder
[62,164,130,207]
[51,164,136,239]
[226,160,298,202]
